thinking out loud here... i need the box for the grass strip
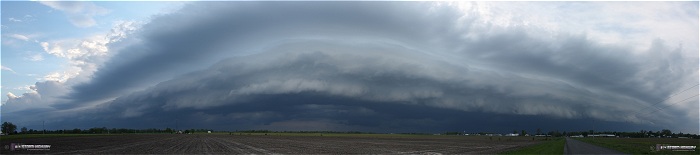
[499,138,565,154]
[573,137,699,154]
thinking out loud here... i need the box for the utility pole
[592,119,595,139]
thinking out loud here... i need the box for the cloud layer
[39,1,109,28]
[3,2,698,133]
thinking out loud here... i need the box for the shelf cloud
[3,2,697,133]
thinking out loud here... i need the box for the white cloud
[106,21,140,43]
[36,21,139,84]
[8,17,21,22]
[455,1,699,54]
[39,1,110,28]
[1,65,17,74]
[43,71,77,83]
[7,92,18,99]
[27,53,44,61]
[41,41,65,57]
[2,81,69,113]
[1,20,141,115]
[41,21,138,59]
[8,15,35,23]
[10,34,30,41]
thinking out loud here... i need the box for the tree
[2,122,17,135]
[536,128,541,135]
[553,130,561,137]
[21,127,28,134]
[521,130,527,136]
[72,128,81,134]
[661,129,672,137]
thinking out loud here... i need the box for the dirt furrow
[1,134,540,154]
[208,136,243,154]
[219,136,271,154]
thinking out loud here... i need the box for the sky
[1,1,698,134]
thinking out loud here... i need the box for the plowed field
[1,134,540,154]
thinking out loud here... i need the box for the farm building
[588,134,616,137]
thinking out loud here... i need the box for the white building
[588,134,615,137]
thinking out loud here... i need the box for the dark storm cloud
[460,32,688,103]
[4,2,696,133]
[87,38,691,132]
[60,1,459,108]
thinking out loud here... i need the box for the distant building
[505,133,519,136]
[588,134,615,137]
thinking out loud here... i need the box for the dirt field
[1,134,540,154]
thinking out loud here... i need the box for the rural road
[564,137,627,155]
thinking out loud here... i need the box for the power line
[633,83,698,116]
[639,93,699,117]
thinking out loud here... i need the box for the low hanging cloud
[3,2,697,133]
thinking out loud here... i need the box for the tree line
[1,122,211,135]
[236,130,374,134]
[431,128,698,139]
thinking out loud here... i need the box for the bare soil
[1,134,539,154]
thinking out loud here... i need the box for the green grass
[0,134,115,141]
[574,137,699,154]
[499,138,565,155]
